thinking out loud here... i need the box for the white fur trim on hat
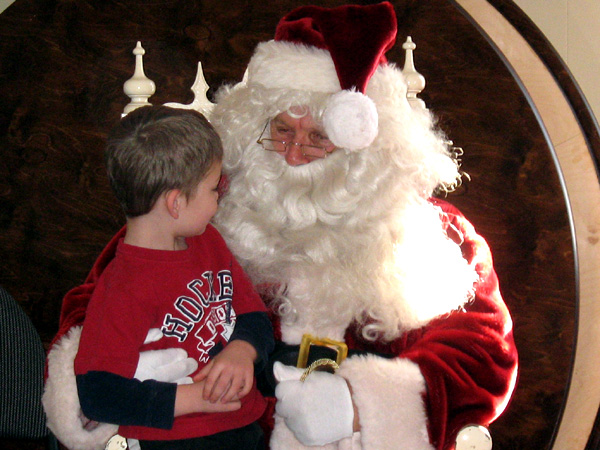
[247,40,341,94]
[323,90,378,151]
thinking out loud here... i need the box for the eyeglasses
[256,121,335,160]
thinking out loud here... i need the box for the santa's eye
[274,126,293,137]
[310,132,332,147]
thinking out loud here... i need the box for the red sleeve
[338,199,517,449]
[398,198,518,449]
[74,257,159,378]
[231,255,267,315]
[48,226,126,355]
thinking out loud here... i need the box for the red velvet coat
[44,198,517,450]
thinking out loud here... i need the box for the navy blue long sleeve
[230,311,274,373]
[77,372,177,429]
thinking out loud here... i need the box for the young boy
[74,105,274,450]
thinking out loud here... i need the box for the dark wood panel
[0,1,577,449]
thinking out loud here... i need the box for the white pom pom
[323,90,378,151]
[455,425,492,450]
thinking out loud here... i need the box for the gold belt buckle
[296,333,348,369]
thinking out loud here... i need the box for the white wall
[513,0,600,124]
[0,0,10,14]
[0,0,598,123]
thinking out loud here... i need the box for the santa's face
[211,64,474,341]
[260,110,337,166]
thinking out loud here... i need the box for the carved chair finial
[122,41,156,116]
[164,62,215,116]
[402,36,427,109]
[122,37,427,116]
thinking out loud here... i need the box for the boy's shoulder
[98,248,140,286]
[98,240,155,287]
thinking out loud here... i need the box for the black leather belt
[257,335,394,396]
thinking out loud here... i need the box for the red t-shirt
[74,224,267,440]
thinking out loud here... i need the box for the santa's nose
[284,143,310,166]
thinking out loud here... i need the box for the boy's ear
[165,189,182,219]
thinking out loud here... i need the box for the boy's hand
[194,340,257,403]
[175,379,241,417]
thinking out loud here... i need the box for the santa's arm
[338,202,518,450]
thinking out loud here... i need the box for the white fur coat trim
[42,326,118,450]
[338,354,434,450]
[269,354,433,450]
[247,40,341,93]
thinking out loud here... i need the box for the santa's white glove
[134,328,198,384]
[274,361,354,446]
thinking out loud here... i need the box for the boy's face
[178,160,222,236]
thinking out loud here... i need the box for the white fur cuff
[43,326,118,450]
[338,355,434,450]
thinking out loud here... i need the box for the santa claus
[43,2,518,450]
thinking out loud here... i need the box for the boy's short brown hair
[105,106,223,217]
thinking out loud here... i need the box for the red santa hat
[246,2,398,151]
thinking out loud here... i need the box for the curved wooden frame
[453,1,600,448]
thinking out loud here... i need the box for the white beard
[211,64,478,343]
[214,146,477,344]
